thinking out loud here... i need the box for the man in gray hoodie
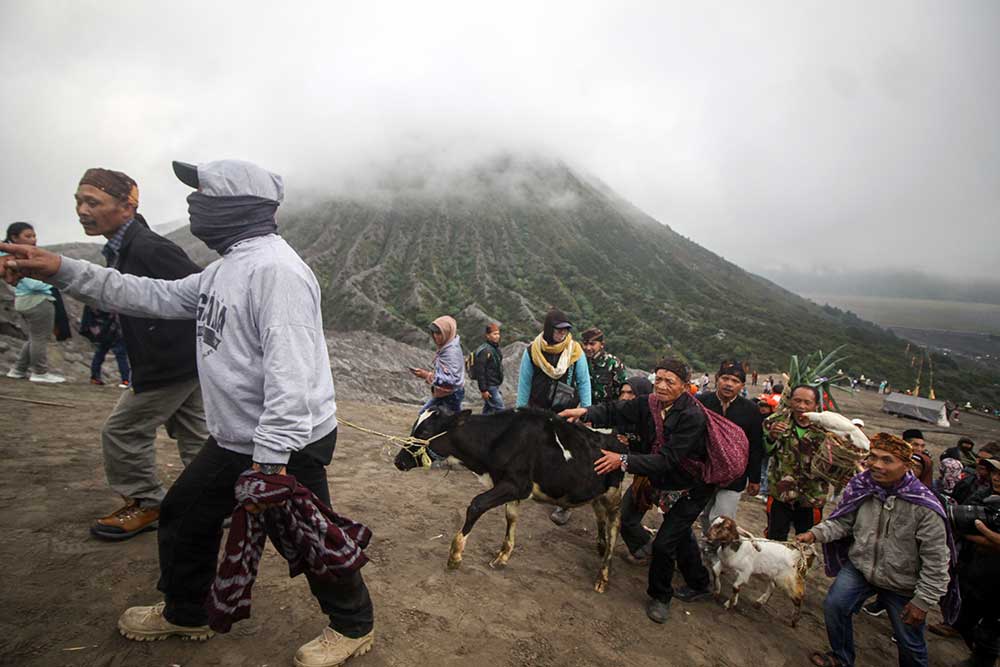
[0,159,374,667]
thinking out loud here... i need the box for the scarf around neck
[530,333,583,379]
[188,191,279,255]
[822,470,961,624]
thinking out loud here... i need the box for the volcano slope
[155,154,992,405]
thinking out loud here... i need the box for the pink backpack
[649,394,749,486]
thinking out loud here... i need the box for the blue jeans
[420,387,465,415]
[91,339,130,382]
[823,561,928,666]
[482,386,505,414]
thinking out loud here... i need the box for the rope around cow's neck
[337,418,447,467]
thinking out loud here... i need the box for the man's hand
[0,243,61,284]
[900,602,927,627]
[481,390,491,401]
[616,434,629,445]
[965,519,1000,552]
[244,463,288,513]
[559,407,588,423]
[408,367,431,381]
[795,531,816,544]
[594,449,622,475]
[767,420,789,439]
[746,482,761,497]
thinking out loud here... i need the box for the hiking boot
[91,501,159,541]
[674,585,712,602]
[645,598,671,624]
[862,600,886,617]
[928,623,962,639]
[29,372,65,384]
[6,368,28,379]
[90,378,105,385]
[621,542,652,566]
[118,602,214,642]
[294,627,374,667]
[550,507,572,526]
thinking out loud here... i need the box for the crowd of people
[410,304,999,666]
[2,160,998,667]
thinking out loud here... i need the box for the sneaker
[645,598,671,624]
[91,501,160,541]
[118,602,214,642]
[6,368,28,379]
[294,627,374,667]
[862,600,886,617]
[118,380,130,389]
[674,585,713,602]
[550,507,572,526]
[90,378,105,386]
[29,372,65,384]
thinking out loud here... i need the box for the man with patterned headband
[798,433,957,667]
[74,168,207,542]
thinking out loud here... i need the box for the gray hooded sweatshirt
[51,163,335,465]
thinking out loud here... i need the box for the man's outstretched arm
[1,243,200,319]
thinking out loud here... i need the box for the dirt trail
[1,381,995,667]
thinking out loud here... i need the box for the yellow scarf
[529,333,583,380]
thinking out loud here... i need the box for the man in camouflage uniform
[581,327,627,404]
[763,384,839,540]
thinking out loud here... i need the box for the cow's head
[393,408,470,471]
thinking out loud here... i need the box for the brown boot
[91,501,160,541]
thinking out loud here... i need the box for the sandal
[809,651,844,667]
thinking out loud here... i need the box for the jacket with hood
[51,160,335,466]
[515,309,591,409]
[428,316,465,391]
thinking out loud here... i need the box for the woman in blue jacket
[410,315,465,414]
[3,222,64,383]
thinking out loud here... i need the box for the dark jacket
[585,390,707,490]
[112,219,201,393]
[472,341,503,392]
[696,392,763,492]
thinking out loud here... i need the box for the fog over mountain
[763,268,1000,306]
[2,1,998,282]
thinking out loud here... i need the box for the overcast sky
[2,1,997,280]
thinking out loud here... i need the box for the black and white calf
[394,408,626,592]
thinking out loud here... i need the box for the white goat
[705,516,816,627]
[804,411,870,451]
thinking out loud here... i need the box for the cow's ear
[456,409,472,426]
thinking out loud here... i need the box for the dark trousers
[620,482,713,602]
[955,593,1000,664]
[823,562,928,666]
[765,497,822,541]
[156,430,374,638]
[91,338,130,382]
